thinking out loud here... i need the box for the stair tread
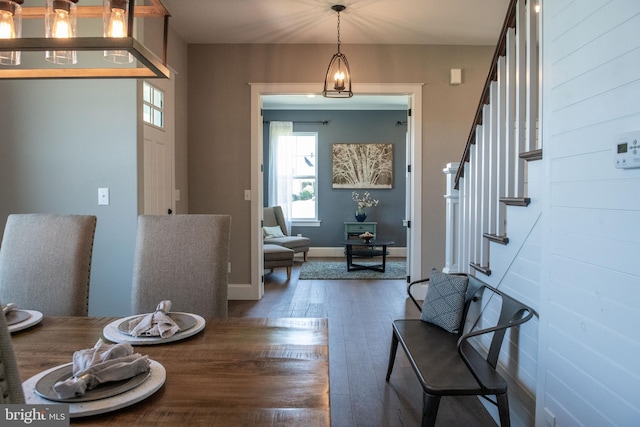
[483,233,509,245]
[470,263,492,276]
[500,197,531,207]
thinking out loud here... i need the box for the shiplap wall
[538,1,640,425]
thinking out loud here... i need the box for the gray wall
[0,27,189,317]
[0,41,490,311]
[188,44,493,285]
[0,80,139,317]
[263,109,407,246]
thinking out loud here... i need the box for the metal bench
[386,274,534,427]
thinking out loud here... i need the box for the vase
[355,210,367,222]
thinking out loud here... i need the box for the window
[269,129,318,223]
[289,132,317,221]
[143,82,164,128]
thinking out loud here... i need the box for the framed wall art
[332,143,393,189]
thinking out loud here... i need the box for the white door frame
[237,82,423,300]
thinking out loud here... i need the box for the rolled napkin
[127,300,181,338]
[53,339,150,399]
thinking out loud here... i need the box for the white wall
[537,1,640,425]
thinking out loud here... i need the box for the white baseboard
[308,246,406,258]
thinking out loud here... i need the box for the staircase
[443,1,542,425]
[446,0,541,282]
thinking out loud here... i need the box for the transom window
[143,82,164,128]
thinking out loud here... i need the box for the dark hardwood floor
[228,258,497,427]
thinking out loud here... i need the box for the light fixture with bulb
[323,4,353,98]
[45,0,78,65]
[104,0,132,64]
[0,0,22,66]
[0,0,170,79]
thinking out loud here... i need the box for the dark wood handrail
[454,0,518,190]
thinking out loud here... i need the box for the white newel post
[443,162,459,273]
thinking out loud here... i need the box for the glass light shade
[323,52,353,98]
[103,0,132,64]
[45,0,78,65]
[0,0,22,66]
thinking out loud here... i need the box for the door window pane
[142,82,164,128]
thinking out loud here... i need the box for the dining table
[10,316,330,426]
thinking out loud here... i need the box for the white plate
[103,312,205,345]
[8,310,43,333]
[23,359,166,418]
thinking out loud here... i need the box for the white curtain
[268,121,294,233]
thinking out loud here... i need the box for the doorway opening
[235,83,423,300]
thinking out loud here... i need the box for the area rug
[299,260,406,280]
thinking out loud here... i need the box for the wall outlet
[228,262,231,274]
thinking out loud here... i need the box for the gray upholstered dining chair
[0,299,25,403]
[131,214,232,318]
[0,214,97,316]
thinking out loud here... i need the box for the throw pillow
[420,269,469,333]
[263,225,285,239]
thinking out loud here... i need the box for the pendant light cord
[336,10,341,53]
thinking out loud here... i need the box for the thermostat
[615,131,640,169]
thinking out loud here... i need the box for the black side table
[339,240,395,273]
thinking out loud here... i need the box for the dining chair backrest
[131,214,232,318]
[0,214,97,316]
[0,300,25,403]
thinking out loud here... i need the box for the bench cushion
[420,269,468,333]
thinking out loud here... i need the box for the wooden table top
[11,316,329,426]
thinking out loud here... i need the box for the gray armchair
[263,206,310,261]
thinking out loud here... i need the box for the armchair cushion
[264,235,310,252]
[263,225,285,239]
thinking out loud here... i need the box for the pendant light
[45,0,78,65]
[103,0,133,64]
[0,0,170,79]
[323,4,353,98]
[0,0,22,66]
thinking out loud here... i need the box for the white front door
[142,77,175,215]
